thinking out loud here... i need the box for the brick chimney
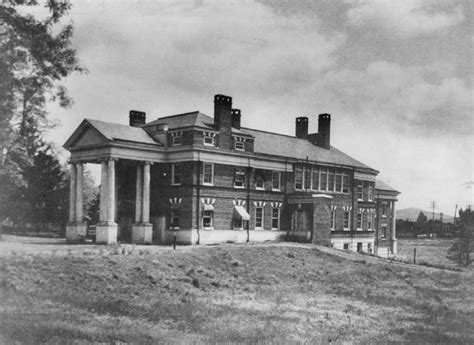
[295,117,308,139]
[214,94,233,149]
[231,109,241,129]
[129,110,146,127]
[317,113,331,149]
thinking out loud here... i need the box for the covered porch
[63,119,164,244]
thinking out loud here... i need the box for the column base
[96,222,118,244]
[132,223,153,244]
[391,239,398,255]
[66,222,87,243]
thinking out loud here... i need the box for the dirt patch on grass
[1,243,473,343]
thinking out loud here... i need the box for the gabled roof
[375,180,399,193]
[64,119,160,149]
[242,128,376,172]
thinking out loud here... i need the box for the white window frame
[368,213,373,231]
[255,207,264,229]
[381,223,387,238]
[271,208,280,230]
[234,171,245,188]
[368,182,374,201]
[320,169,327,191]
[311,168,320,191]
[202,163,214,185]
[342,173,349,193]
[335,173,342,192]
[327,170,335,192]
[357,212,362,230]
[235,141,245,151]
[202,210,213,229]
[169,210,180,229]
[295,166,304,190]
[343,211,350,230]
[357,182,363,200]
[171,133,183,146]
[255,170,264,190]
[331,209,336,230]
[171,164,181,185]
[203,135,215,146]
[272,171,281,191]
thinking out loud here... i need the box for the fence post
[413,247,416,264]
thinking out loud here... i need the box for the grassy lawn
[397,238,467,269]
[1,241,473,344]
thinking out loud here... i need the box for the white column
[99,160,108,222]
[135,164,143,223]
[391,201,397,253]
[142,162,151,223]
[107,159,116,223]
[75,162,84,222]
[69,163,77,223]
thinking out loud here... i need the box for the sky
[35,0,472,215]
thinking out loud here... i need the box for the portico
[63,118,164,244]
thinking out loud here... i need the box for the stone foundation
[132,223,153,244]
[66,223,87,242]
[96,222,118,244]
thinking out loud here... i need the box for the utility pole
[454,204,458,225]
[430,201,437,222]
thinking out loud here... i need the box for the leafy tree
[416,211,427,223]
[0,0,84,228]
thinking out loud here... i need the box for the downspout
[375,190,380,254]
[351,170,355,251]
[284,157,289,241]
[246,157,251,242]
[196,152,201,245]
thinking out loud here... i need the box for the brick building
[64,94,399,254]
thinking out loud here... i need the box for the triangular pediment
[64,120,109,150]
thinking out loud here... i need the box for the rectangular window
[202,210,213,228]
[202,163,213,185]
[343,243,349,250]
[381,224,387,238]
[342,174,349,193]
[203,135,215,146]
[312,168,320,190]
[368,213,373,230]
[363,181,369,201]
[357,182,363,200]
[295,166,304,190]
[320,169,327,191]
[382,203,388,216]
[234,216,243,229]
[255,207,264,229]
[172,134,182,146]
[235,141,245,151]
[357,213,362,230]
[271,208,280,230]
[234,171,245,188]
[304,167,311,190]
[368,182,374,201]
[363,212,368,230]
[272,171,280,190]
[343,211,350,230]
[357,242,363,253]
[335,173,342,192]
[170,210,180,229]
[331,210,336,230]
[171,164,181,185]
[328,171,335,192]
[255,170,264,189]
[367,243,372,253]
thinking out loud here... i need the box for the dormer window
[171,131,183,146]
[233,136,246,151]
[203,131,216,146]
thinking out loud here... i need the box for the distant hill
[397,208,454,223]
